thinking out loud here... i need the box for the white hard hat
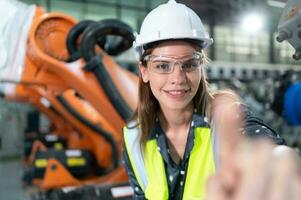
[133,0,213,59]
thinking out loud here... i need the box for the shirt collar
[147,113,210,141]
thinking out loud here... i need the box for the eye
[182,59,199,71]
[154,62,171,71]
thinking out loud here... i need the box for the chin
[162,102,192,111]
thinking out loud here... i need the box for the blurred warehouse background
[0,0,300,199]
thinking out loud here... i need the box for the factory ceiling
[177,0,285,30]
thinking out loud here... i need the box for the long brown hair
[130,40,213,147]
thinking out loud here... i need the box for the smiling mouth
[163,89,191,98]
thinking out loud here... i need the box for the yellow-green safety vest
[123,122,217,200]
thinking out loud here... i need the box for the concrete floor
[0,159,31,200]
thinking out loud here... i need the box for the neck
[159,104,194,135]
[159,104,194,163]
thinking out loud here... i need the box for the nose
[169,63,186,85]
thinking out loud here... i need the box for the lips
[163,89,190,99]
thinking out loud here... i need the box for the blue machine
[277,0,301,125]
[284,81,301,125]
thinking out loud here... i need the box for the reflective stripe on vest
[123,125,148,190]
[123,126,216,200]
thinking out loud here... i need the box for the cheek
[148,76,165,95]
[188,73,201,89]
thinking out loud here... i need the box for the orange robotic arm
[1,1,138,191]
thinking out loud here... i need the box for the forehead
[151,41,196,57]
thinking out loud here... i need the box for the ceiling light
[241,13,264,34]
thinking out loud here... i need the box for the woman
[123,1,298,199]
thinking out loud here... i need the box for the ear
[139,62,149,83]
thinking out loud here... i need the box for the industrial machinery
[277,0,301,60]
[275,0,301,126]
[0,0,139,199]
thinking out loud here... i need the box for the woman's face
[140,41,202,112]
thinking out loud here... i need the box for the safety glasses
[143,52,204,74]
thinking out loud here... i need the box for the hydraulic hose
[66,20,95,62]
[56,95,119,172]
[83,55,133,121]
[80,19,135,59]
[80,19,135,121]
[66,19,131,61]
